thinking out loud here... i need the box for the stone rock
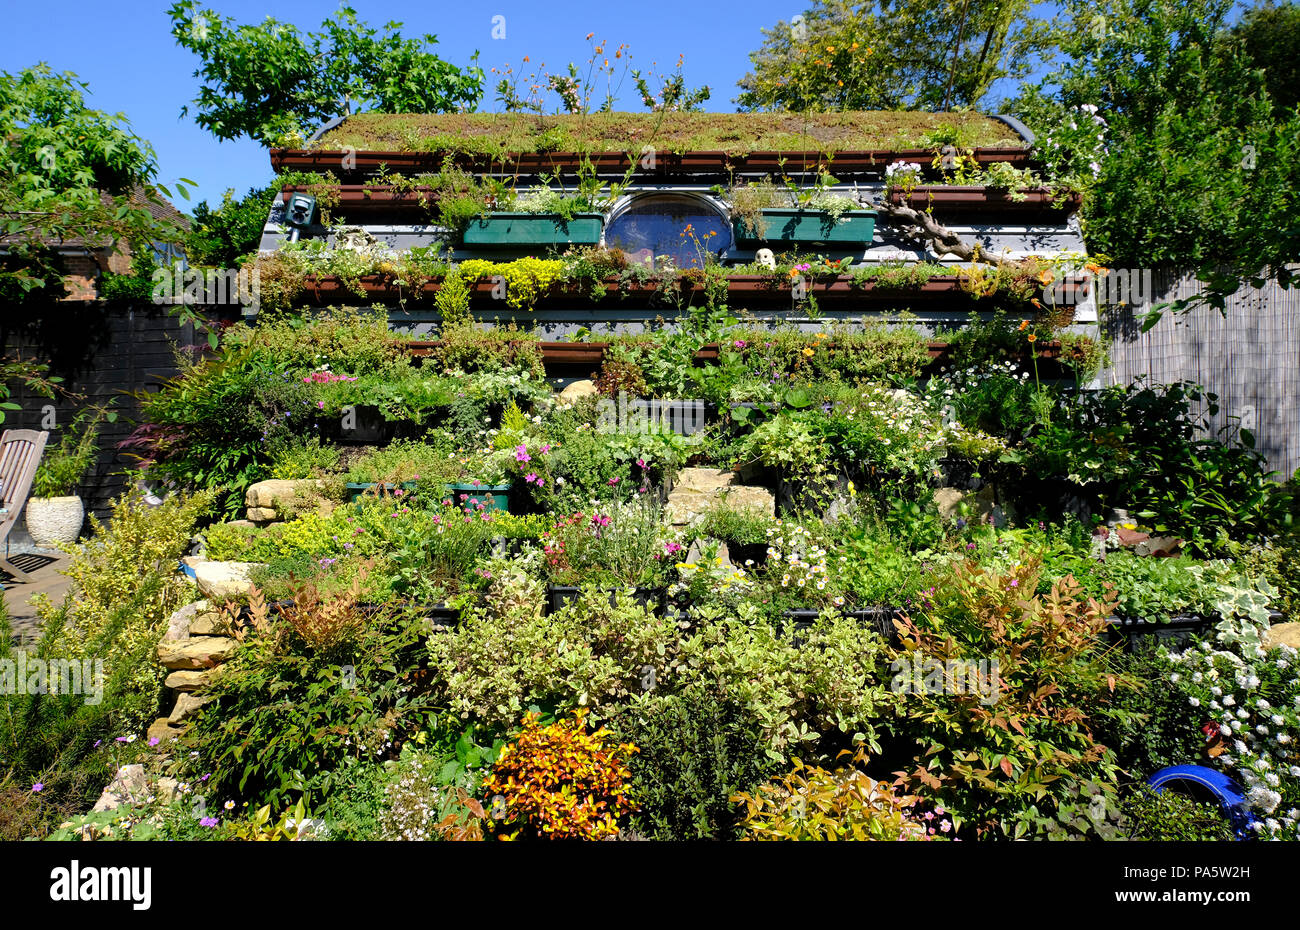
[189,611,229,636]
[933,485,1005,527]
[169,692,214,724]
[147,718,186,745]
[193,561,259,600]
[1134,536,1182,557]
[244,478,328,523]
[665,468,774,525]
[91,764,150,812]
[155,777,179,805]
[157,636,239,670]
[165,668,223,692]
[162,600,211,642]
[1265,622,1300,651]
[717,486,775,518]
[558,379,598,406]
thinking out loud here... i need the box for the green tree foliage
[1012,0,1300,307]
[1231,0,1300,117]
[168,2,485,146]
[0,65,185,300]
[736,0,1053,111]
[184,185,275,268]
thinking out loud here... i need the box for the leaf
[999,757,1013,778]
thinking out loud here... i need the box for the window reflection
[604,195,732,268]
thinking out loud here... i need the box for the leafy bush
[31,403,113,498]
[616,688,778,840]
[427,568,679,731]
[733,746,939,840]
[892,561,1133,838]
[1122,785,1235,841]
[480,710,638,840]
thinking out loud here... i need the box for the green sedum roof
[312,111,1024,155]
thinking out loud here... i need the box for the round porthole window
[604,194,732,268]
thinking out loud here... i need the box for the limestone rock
[933,485,1005,527]
[165,667,223,692]
[558,379,598,406]
[169,692,214,724]
[193,561,260,600]
[665,468,773,525]
[189,611,229,636]
[162,600,211,642]
[147,718,186,745]
[91,764,150,812]
[155,777,179,805]
[1265,622,1300,651]
[244,478,328,523]
[157,636,239,670]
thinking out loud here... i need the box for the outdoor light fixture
[284,192,317,241]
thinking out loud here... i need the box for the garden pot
[345,481,418,503]
[733,209,877,246]
[462,212,603,246]
[444,483,511,513]
[545,585,665,615]
[724,540,769,567]
[1106,613,1213,654]
[315,404,395,445]
[25,495,85,546]
[845,606,905,646]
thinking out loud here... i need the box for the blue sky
[0,1,1052,209]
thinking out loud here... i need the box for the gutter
[992,113,1035,146]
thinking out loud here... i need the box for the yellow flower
[802,347,815,357]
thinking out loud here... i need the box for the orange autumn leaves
[481,710,638,840]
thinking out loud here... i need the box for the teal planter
[462,213,603,246]
[444,483,511,513]
[734,209,877,246]
[346,481,417,503]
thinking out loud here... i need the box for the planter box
[1106,614,1214,654]
[734,209,877,246]
[462,212,603,246]
[315,404,395,444]
[888,186,1083,216]
[546,585,665,615]
[344,481,417,503]
[444,483,511,513]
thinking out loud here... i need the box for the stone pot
[25,495,85,546]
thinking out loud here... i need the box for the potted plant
[26,404,114,546]
[541,500,668,613]
[445,448,515,513]
[461,178,613,246]
[728,174,877,246]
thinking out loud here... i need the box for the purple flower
[200,817,219,828]
[148,737,160,747]
[31,783,43,793]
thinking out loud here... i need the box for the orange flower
[1017,320,1029,331]
[1026,333,1038,344]
[585,32,594,39]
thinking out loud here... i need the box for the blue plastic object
[1147,764,1259,838]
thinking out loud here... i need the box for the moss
[313,111,1023,156]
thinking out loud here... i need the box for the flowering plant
[1167,629,1300,840]
[541,498,667,587]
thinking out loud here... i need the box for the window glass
[604,195,731,268]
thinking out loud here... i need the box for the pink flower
[608,477,621,485]
[540,444,552,454]
[514,445,531,462]
[31,783,43,792]
[525,473,538,484]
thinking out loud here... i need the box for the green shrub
[616,688,778,840]
[1122,786,1235,841]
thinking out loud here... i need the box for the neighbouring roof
[0,186,190,253]
[311,111,1025,155]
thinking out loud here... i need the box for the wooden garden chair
[0,429,49,582]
